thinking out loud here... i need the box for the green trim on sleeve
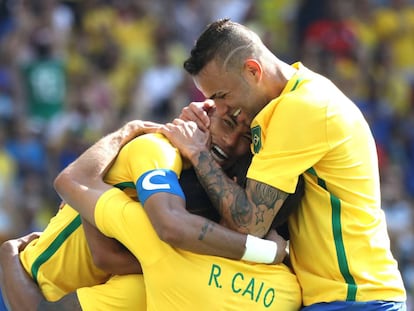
[290,77,302,92]
[114,181,135,190]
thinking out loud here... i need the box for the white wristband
[241,234,278,264]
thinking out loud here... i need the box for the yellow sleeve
[94,188,170,267]
[104,133,183,197]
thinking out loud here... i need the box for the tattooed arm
[143,191,248,259]
[55,122,286,264]
[159,121,289,237]
[195,150,288,237]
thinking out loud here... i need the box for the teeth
[211,145,228,160]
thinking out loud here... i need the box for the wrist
[118,120,144,147]
[189,148,207,166]
[241,235,277,264]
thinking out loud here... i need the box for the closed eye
[223,118,235,129]
[210,92,227,100]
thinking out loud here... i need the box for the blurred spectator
[372,0,414,81]
[5,119,48,182]
[82,0,158,111]
[0,123,17,243]
[131,40,184,123]
[300,0,359,78]
[19,26,67,131]
[0,0,16,42]
[46,88,108,176]
[0,67,15,123]
[251,0,299,61]
[170,0,211,49]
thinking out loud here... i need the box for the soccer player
[0,110,302,310]
[159,19,407,310]
[50,123,302,310]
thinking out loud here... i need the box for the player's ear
[243,59,262,83]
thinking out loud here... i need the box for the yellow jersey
[96,187,302,311]
[248,62,406,306]
[96,133,302,310]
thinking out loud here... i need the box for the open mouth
[210,144,229,163]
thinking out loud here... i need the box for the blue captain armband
[136,169,185,205]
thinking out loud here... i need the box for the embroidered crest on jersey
[251,125,262,154]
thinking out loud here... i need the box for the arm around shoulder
[53,120,158,225]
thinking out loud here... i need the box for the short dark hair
[183,19,254,75]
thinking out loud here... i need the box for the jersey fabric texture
[247,62,406,306]
[96,187,302,311]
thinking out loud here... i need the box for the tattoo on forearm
[230,188,252,227]
[199,221,216,240]
[250,181,288,224]
[195,151,253,228]
[195,151,289,231]
[250,181,288,209]
[195,150,225,210]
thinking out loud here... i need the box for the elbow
[53,170,77,201]
[89,248,113,272]
[53,171,67,196]
[155,221,184,248]
[92,257,111,272]
[0,241,10,266]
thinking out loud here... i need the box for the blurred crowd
[0,0,413,307]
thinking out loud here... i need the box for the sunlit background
[0,0,413,308]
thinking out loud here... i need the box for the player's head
[207,106,251,170]
[184,19,274,124]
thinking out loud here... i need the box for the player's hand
[179,100,215,132]
[0,232,41,260]
[158,118,210,165]
[265,229,288,264]
[14,232,42,253]
[119,120,163,146]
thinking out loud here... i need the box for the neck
[266,60,296,100]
